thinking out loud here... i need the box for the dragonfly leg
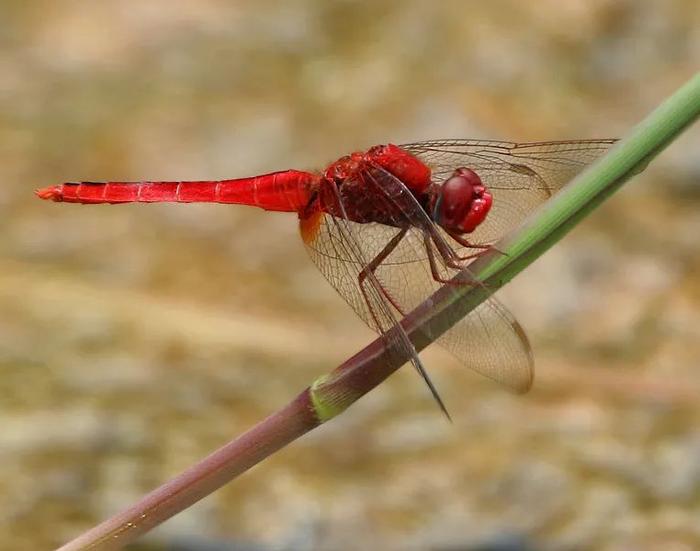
[422,232,478,286]
[423,226,468,272]
[446,231,507,260]
[358,227,409,316]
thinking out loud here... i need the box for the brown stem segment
[57,392,319,551]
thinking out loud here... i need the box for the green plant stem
[57,72,699,551]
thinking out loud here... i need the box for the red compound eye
[433,168,492,233]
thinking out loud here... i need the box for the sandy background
[1,1,699,550]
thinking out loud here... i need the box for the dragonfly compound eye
[433,168,493,234]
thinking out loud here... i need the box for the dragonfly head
[432,168,492,234]
[366,144,432,193]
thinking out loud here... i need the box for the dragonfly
[37,139,616,418]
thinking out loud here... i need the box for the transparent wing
[301,166,533,392]
[300,180,451,417]
[402,139,617,245]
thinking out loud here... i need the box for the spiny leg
[422,224,502,272]
[423,232,465,285]
[358,227,409,316]
[423,231,503,304]
[423,231,483,287]
[419,223,468,271]
[446,230,506,260]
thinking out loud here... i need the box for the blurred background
[1,1,699,550]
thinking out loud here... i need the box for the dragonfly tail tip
[35,186,62,201]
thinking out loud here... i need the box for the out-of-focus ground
[1,2,699,550]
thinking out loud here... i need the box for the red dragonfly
[37,139,615,418]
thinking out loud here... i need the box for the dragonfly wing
[302,166,534,392]
[300,182,451,417]
[435,296,533,392]
[402,139,616,246]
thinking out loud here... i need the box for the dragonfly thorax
[319,146,493,234]
[366,144,432,193]
[315,144,434,227]
[324,144,432,193]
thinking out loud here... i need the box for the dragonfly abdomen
[36,170,316,212]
